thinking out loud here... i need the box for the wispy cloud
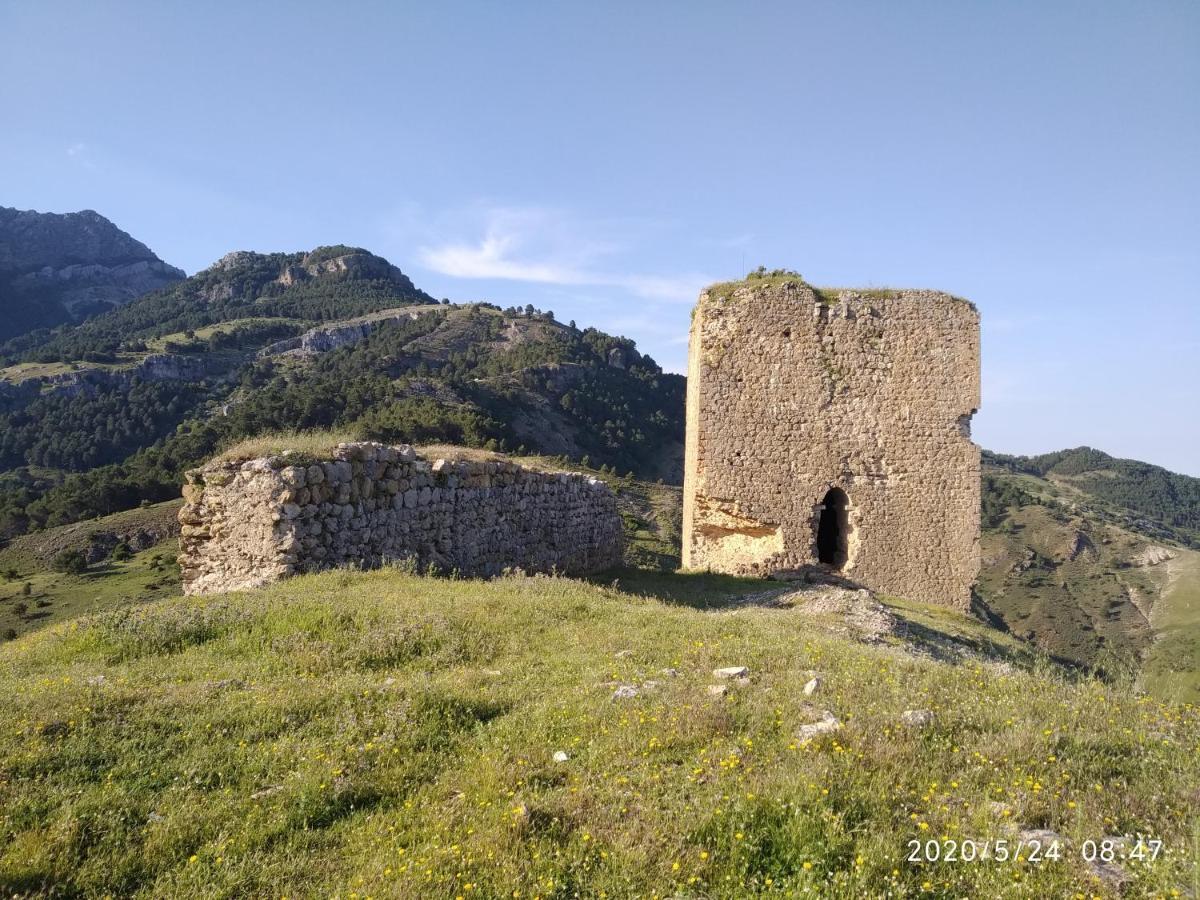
[416,205,709,302]
[65,142,96,170]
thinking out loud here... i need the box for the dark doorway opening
[816,487,850,569]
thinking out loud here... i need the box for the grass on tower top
[699,267,976,308]
[703,268,908,306]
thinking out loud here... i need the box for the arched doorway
[816,487,850,569]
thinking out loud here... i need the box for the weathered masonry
[179,443,623,595]
[682,276,980,609]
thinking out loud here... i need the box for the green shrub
[50,549,89,574]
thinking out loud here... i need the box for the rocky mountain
[0,207,185,342]
[0,244,434,363]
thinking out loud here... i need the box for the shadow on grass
[884,600,1086,676]
[886,611,1029,666]
[588,566,780,610]
[594,566,1088,676]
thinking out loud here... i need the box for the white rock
[707,684,728,697]
[802,677,821,696]
[1085,857,1131,890]
[795,711,841,741]
[1132,545,1175,567]
[552,750,569,763]
[901,709,934,727]
[612,685,639,700]
[713,666,749,680]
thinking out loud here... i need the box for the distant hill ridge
[0,207,165,273]
[0,206,184,342]
[985,446,1200,545]
[0,243,435,363]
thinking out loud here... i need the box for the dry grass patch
[210,430,362,465]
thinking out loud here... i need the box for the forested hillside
[0,245,685,539]
[985,447,1200,546]
[0,245,431,363]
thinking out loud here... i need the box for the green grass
[592,567,775,609]
[704,273,813,303]
[0,357,141,384]
[212,436,594,470]
[0,501,183,643]
[211,430,364,465]
[1,568,1197,898]
[145,317,308,352]
[702,272,923,307]
[0,541,180,642]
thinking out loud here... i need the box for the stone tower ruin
[682,274,980,609]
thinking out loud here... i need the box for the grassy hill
[1145,551,1200,703]
[0,501,182,643]
[985,448,1200,548]
[976,455,1200,703]
[2,568,1196,898]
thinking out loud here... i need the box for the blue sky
[2,1,1197,474]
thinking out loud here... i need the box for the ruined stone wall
[682,279,980,609]
[179,442,623,595]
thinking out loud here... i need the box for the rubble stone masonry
[179,443,623,595]
[682,278,980,609]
